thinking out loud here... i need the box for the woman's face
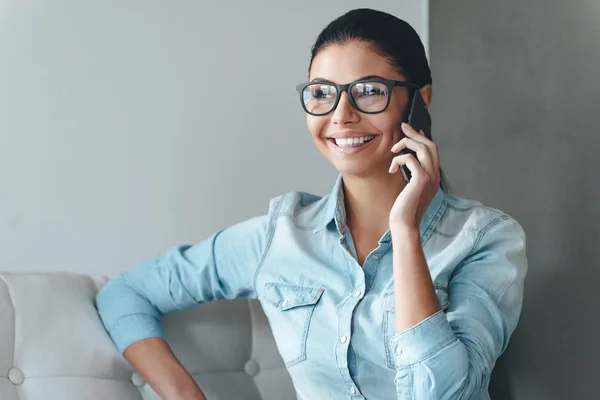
[307,41,413,178]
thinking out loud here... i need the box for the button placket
[333,256,364,398]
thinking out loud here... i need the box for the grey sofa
[0,272,296,400]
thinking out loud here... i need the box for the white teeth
[333,136,375,147]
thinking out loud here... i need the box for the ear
[419,84,433,108]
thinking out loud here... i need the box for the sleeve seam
[398,337,461,369]
[107,312,161,333]
[211,230,227,301]
[455,215,519,300]
[253,195,285,292]
[472,216,523,301]
[392,309,446,337]
[469,214,511,255]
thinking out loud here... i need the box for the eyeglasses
[295,78,419,116]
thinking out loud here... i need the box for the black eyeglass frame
[295,78,420,116]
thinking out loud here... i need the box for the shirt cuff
[390,310,457,368]
[108,313,164,354]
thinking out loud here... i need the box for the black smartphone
[399,90,432,183]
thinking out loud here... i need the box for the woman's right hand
[175,389,208,400]
[122,337,207,400]
[171,387,208,400]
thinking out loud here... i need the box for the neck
[342,172,406,239]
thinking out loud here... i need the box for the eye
[356,85,386,97]
[311,86,335,99]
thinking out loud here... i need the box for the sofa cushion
[0,272,295,400]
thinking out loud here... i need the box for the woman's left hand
[388,122,441,230]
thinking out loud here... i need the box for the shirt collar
[313,174,447,243]
[314,174,346,234]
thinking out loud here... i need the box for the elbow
[451,342,491,399]
[95,273,161,329]
[95,273,165,354]
[95,273,127,330]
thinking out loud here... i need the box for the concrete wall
[430,1,600,398]
[0,1,427,276]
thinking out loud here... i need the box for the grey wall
[430,1,600,398]
[0,0,427,276]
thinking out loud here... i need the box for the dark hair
[308,8,450,192]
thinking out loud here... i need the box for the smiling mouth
[327,135,377,148]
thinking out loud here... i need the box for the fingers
[388,153,431,185]
[397,123,440,170]
[400,122,429,144]
[391,137,435,175]
[391,123,439,180]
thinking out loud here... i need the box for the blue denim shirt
[96,175,527,400]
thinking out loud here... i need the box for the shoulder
[221,190,329,244]
[438,192,526,251]
[266,190,329,230]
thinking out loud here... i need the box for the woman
[96,8,527,400]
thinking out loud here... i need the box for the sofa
[0,272,296,400]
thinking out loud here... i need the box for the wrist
[390,224,420,248]
[389,222,420,237]
[171,391,206,400]
[168,384,206,400]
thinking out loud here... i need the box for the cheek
[388,101,409,125]
[368,114,402,141]
[306,115,327,140]
[381,97,410,139]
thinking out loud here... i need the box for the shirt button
[350,387,357,395]
[372,253,379,260]
[280,300,288,308]
[395,346,403,355]
[340,335,348,343]
[354,290,362,298]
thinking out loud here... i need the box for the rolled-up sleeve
[393,216,527,399]
[95,200,278,354]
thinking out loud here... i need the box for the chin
[331,160,378,177]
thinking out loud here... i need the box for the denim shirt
[96,175,527,400]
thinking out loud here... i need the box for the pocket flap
[262,282,324,310]
[382,287,449,312]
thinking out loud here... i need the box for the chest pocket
[381,287,450,369]
[260,282,324,368]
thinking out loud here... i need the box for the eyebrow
[309,75,386,83]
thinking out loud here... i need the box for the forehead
[309,41,403,83]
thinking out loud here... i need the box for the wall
[0,0,427,276]
[430,1,600,398]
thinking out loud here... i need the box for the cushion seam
[0,275,16,371]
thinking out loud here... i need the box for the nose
[330,91,359,125]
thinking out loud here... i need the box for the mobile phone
[399,90,432,183]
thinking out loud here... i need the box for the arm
[390,217,527,399]
[95,208,275,399]
[122,338,207,400]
